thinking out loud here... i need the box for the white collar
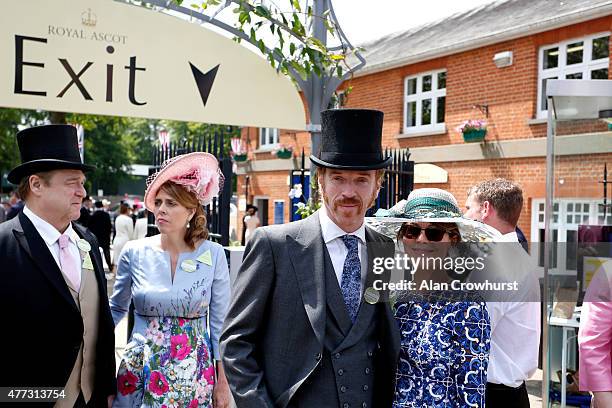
[23,205,78,246]
[318,206,366,245]
[499,231,519,242]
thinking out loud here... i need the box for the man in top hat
[0,125,116,407]
[221,109,400,407]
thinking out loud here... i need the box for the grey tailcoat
[220,211,400,407]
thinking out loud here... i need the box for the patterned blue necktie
[340,234,361,323]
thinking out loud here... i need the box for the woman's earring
[186,221,190,229]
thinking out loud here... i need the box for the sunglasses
[399,224,457,242]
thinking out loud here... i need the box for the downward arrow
[189,62,220,108]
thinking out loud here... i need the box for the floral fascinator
[144,152,223,211]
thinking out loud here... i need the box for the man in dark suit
[88,200,113,273]
[77,196,92,226]
[6,190,24,220]
[221,109,400,408]
[0,125,116,407]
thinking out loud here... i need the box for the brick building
[235,0,612,253]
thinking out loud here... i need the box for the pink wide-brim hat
[144,152,222,212]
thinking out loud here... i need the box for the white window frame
[531,198,611,275]
[537,32,610,119]
[259,128,279,150]
[403,69,447,135]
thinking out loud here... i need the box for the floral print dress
[393,292,491,408]
[110,237,231,408]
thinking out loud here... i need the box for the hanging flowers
[230,138,248,162]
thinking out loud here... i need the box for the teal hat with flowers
[368,188,500,242]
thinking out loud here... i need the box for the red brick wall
[236,171,293,233]
[235,17,612,234]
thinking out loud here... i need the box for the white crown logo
[81,8,97,27]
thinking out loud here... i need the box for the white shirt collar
[499,231,519,242]
[23,205,77,246]
[318,206,366,245]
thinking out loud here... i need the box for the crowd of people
[0,111,608,407]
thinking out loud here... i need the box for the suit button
[334,353,341,359]
[362,403,367,408]
[343,404,349,408]
[367,351,373,357]
[315,353,322,361]
[363,385,368,391]
[340,386,346,393]
[365,367,370,374]
[338,369,344,376]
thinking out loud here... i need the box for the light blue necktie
[340,234,361,323]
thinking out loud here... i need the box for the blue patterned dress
[393,292,491,408]
[110,237,231,408]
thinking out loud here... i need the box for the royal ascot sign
[0,0,306,130]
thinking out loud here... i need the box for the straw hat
[367,188,501,242]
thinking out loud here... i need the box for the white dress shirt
[487,228,541,387]
[318,207,368,292]
[23,206,82,276]
[499,230,519,242]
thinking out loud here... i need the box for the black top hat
[7,124,95,184]
[310,109,392,170]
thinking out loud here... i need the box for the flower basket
[456,120,487,143]
[276,149,293,159]
[233,153,248,162]
[462,129,487,143]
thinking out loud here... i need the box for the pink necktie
[58,234,81,291]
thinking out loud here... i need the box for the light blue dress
[110,237,231,408]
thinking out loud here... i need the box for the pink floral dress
[110,238,231,408]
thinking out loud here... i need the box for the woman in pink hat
[110,152,231,408]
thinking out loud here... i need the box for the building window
[537,32,610,118]
[259,128,279,149]
[531,198,610,273]
[403,69,446,135]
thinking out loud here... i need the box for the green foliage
[67,113,134,195]
[174,0,355,83]
[295,172,321,219]
[0,108,47,187]
[0,108,237,195]
[161,121,239,156]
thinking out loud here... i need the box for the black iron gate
[290,148,413,218]
[151,133,233,246]
[368,148,414,215]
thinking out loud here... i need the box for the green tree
[163,120,239,156]
[67,113,134,195]
[0,108,47,191]
[125,118,161,164]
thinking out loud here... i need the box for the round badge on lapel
[77,239,91,252]
[389,290,399,304]
[364,287,380,304]
[181,259,197,273]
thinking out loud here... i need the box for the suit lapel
[14,212,78,311]
[287,212,327,347]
